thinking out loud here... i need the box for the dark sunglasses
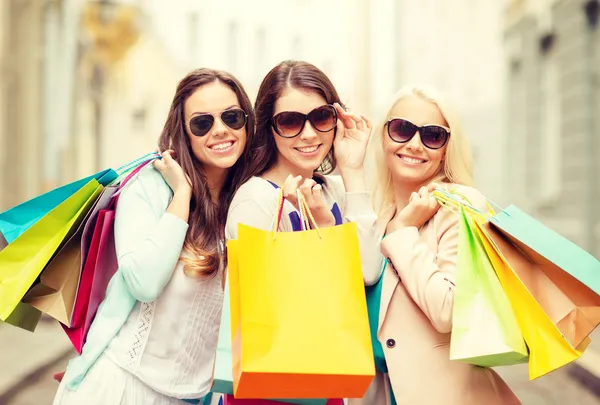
[188,108,247,137]
[271,105,337,138]
[386,118,450,150]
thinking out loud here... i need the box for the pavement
[1,317,599,404]
[0,316,75,404]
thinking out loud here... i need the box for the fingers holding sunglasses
[334,103,355,129]
[360,114,372,130]
[352,113,370,131]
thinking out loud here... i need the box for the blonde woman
[352,84,521,405]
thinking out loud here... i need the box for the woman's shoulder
[230,176,279,207]
[117,164,173,212]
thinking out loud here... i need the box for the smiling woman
[225,59,382,288]
[350,84,521,405]
[52,68,254,405]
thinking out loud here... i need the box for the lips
[209,141,235,151]
[398,154,427,164]
[295,144,321,153]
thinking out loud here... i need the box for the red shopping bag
[61,160,152,353]
[222,396,343,405]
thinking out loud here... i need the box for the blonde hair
[368,84,475,214]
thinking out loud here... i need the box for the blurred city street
[1,318,599,405]
[1,0,599,403]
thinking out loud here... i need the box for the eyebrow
[191,105,240,117]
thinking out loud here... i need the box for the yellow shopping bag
[434,188,594,379]
[0,179,103,320]
[473,218,588,379]
[228,190,374,399]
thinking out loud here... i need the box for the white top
[226,175,382,285]
[102,166,223,399]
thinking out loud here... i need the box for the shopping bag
[212,267,329,405]
[0,230,7,250]
[364,256,388,373]
[0,170,116,244]
[22,186,119,325]
[0,151,158,245]
[229,190,374,399]
[222,395,343,405]
[473,218,588,379]
[488,206,600,347]
[450,206,528,367]
[433,188,597,379]
[490,205,600,296]
[435,188,600,350]
[0,231,41,331]
[0,179,103,321]
[62,159,153,353]
[2,302,42,332]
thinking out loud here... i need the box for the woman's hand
[333,103,372,172]
[283,175,336,228]
[153,150,192,197]
[387,184,441,233]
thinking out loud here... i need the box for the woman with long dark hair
[227,60,381,284]
[53,68,254,405]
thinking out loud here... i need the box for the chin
[208,156,239,170]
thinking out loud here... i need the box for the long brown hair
[157,68,255,278]
[238,60,345,184]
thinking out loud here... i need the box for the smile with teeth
[209,141,234,151]
[296,145,320,153]
[398,154,427,164]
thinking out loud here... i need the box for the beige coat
[350,184,521,405]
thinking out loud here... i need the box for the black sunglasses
[188,108,247,137]
[271,105,337,138]
[386,118,450,150]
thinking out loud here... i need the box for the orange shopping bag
[227,189,374,399]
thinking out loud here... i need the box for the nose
[211,116,228,137]
[299,120,318,141]
[405,131,424,151]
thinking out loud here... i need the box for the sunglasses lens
[273,112,305,137]
[308,105,336,132]
[221,109,247,130]
[421,126,449,149]
[189,115,214,137]
[388,119,416,142]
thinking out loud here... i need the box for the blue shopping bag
[0,170,116,244]
[0,152,159,244]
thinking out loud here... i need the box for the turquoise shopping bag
[0,169,116,244]
[490,205,600,296]
[365,256,388,373]
[0,152,159,244]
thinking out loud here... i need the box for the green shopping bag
[450,206,529,367]
[0,179,103,321]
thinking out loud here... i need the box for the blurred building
[365,0,509,204]
[504,0,600,257]
[0,0,370,210]
[0,0,46,211]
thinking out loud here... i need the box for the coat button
[386,338,396,348]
